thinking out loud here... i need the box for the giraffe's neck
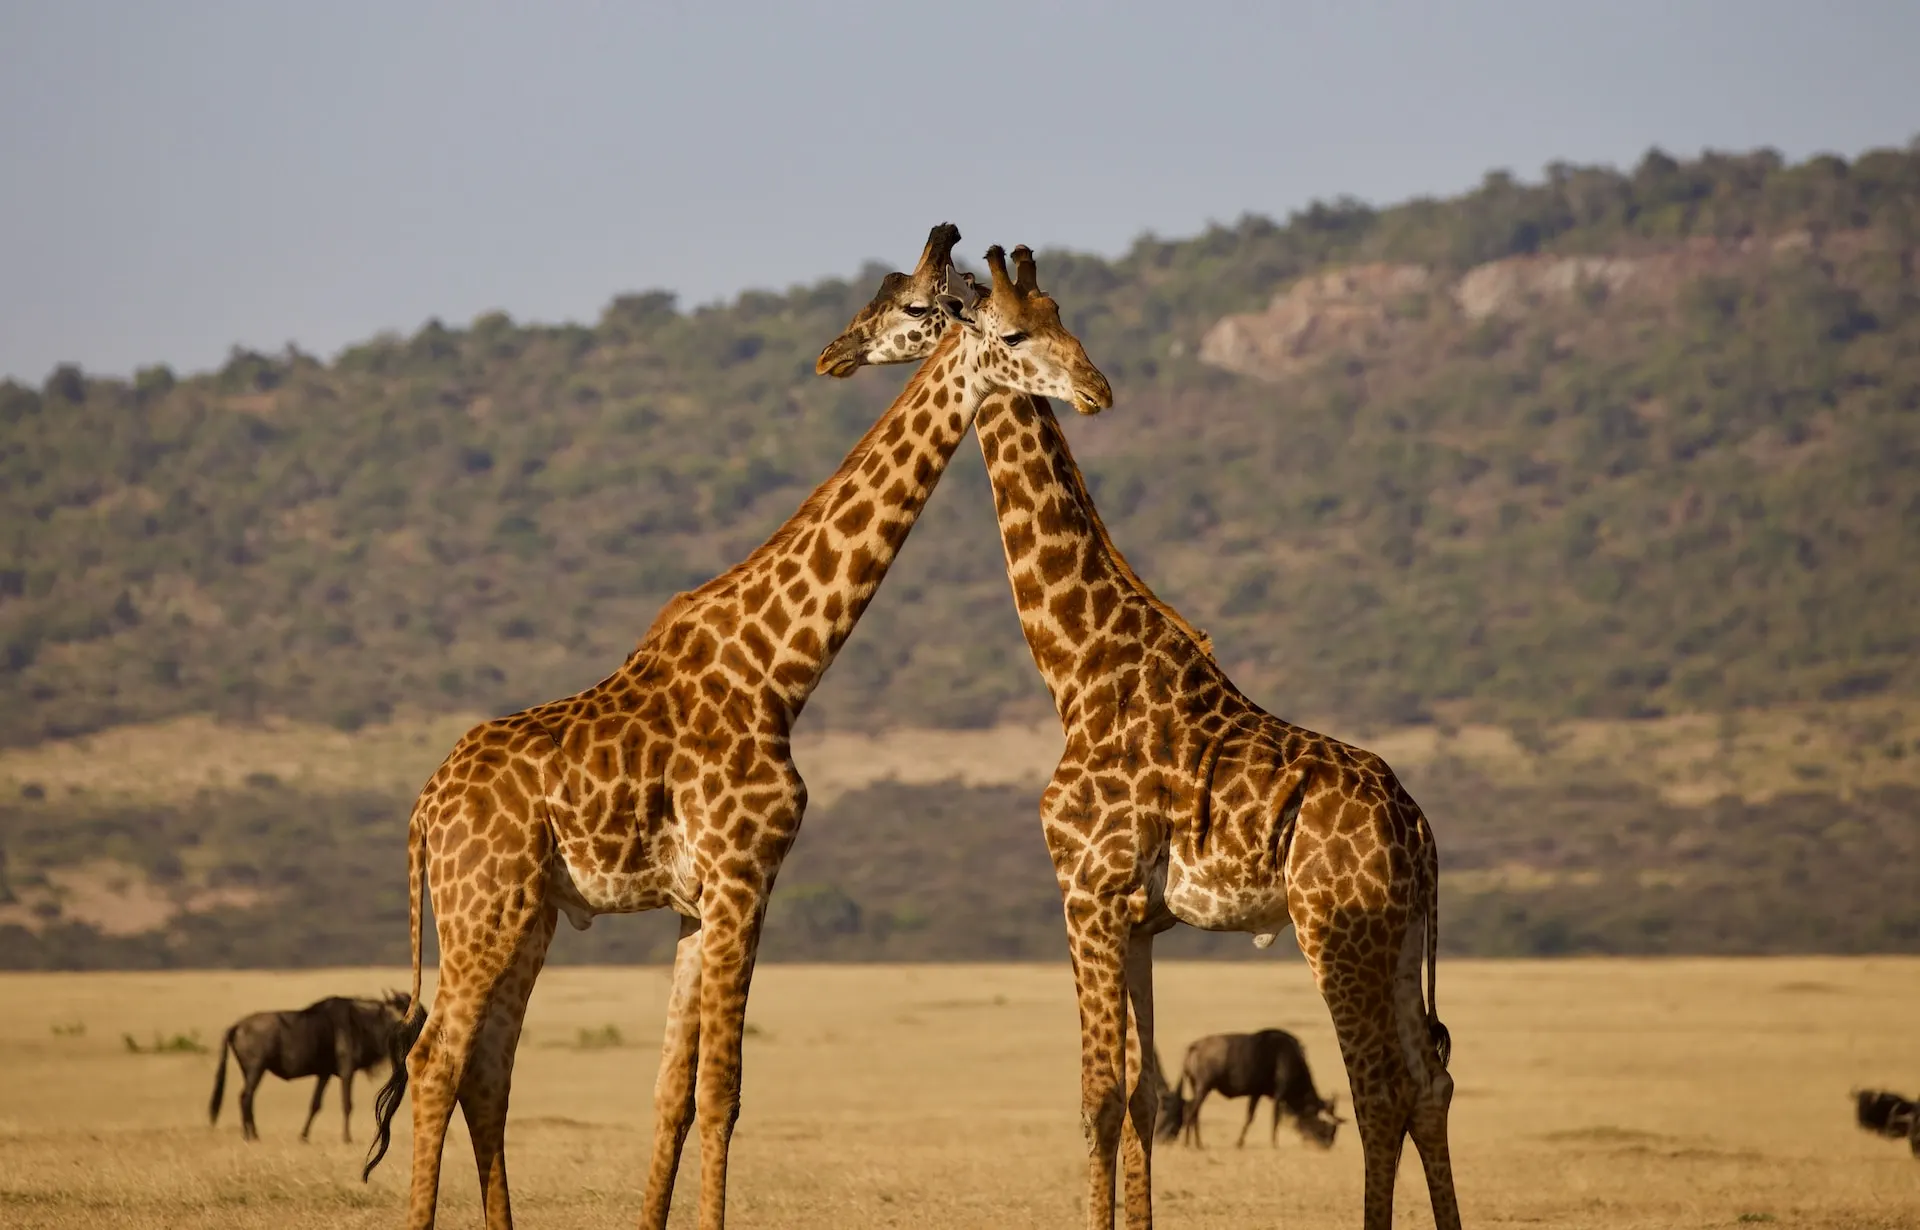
[975,391,1213,720]
[643,330,984,718]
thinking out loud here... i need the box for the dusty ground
[0,959,1915,1228]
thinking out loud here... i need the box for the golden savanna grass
[2,960,1916,1228]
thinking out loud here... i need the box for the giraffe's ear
[937,266,980,324]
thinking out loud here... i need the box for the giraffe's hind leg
[1297,908,1418,1230]
[1396,906,1461,1230]
[458,901,558,1230]
[405,829,553,1230]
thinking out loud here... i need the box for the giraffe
[358,223,1114,1230]
[817,245,1462,1230]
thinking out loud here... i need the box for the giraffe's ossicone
[819,243,1463,1230]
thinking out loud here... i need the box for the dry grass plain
[1,959,1915,1229]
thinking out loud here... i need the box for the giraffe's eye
[903,303,931,318]
[1000,331,1028,347]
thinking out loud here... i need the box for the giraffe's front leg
[690,885,770,1230]
[638,914,703,1230]
[1119,929,1160,1230]
[1065,892,1132,1230]
[460,903,558,1230]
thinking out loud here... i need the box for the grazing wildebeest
[1853,1088,1920,1156]
[1149,1050,1184,1143]
[209,992,408,1142]
[1172,1029,1345,1150]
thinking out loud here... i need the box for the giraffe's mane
[635,329,965,650]
[1023,394,1215,660]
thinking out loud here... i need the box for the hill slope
[2,145,1918,966]
[5,145,1918,742]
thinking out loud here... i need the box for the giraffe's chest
[551,838,694,923]
[1164,853,1293,935]
[1162,755,1302,936]
[547,772,698,924]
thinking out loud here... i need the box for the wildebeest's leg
[1182,1077,1210,1149]
[1270,1090,1283,1146]
[1235,1093,1260,1147]
[301,1072,331,1141]
[1119,930,1158,1230]
[1065,894,1131,1230]
[460,902,558,1230]
[239,1059,268,1142]
[638,914,703,1230]
[335,1025,359,1143]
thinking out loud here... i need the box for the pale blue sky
[1,0,1915,381]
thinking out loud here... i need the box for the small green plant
[1737,1214,1776,1224]
[572,1024,625,1050]
[50,1021,86,1038]
[123,1030,208,1055]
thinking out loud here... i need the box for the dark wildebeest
[1166,1029,1345,1150]
[1853,1089,1920,1156]
[209,992,408,1142]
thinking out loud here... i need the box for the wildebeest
[209,992,408,1142]
[1165,1029,1345,1150]
[1853,1088,1920,1156]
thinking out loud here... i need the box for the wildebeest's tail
[363,796,430,1182]
[208,1024,238,1125]
[1422,837,1451,1069]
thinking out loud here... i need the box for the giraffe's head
[814,222,961,378]
[938,243,1114,415]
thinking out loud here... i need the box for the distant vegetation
[2,765,1913,969]
[3,144,1917,744]
[2,144,1917,967]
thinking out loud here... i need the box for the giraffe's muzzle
[1071,371,1114,415]
[815,336,863,379]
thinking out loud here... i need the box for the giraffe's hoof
[1252,932,1277,949]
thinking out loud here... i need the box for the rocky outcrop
[1201,233,1852,383]
[1451,254,1641,320]
[1198,263,1435,381]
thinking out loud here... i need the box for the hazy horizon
[4,0,1918,383]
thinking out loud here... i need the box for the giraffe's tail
[1423,837,1451,1070]
[363,795,430,1182]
